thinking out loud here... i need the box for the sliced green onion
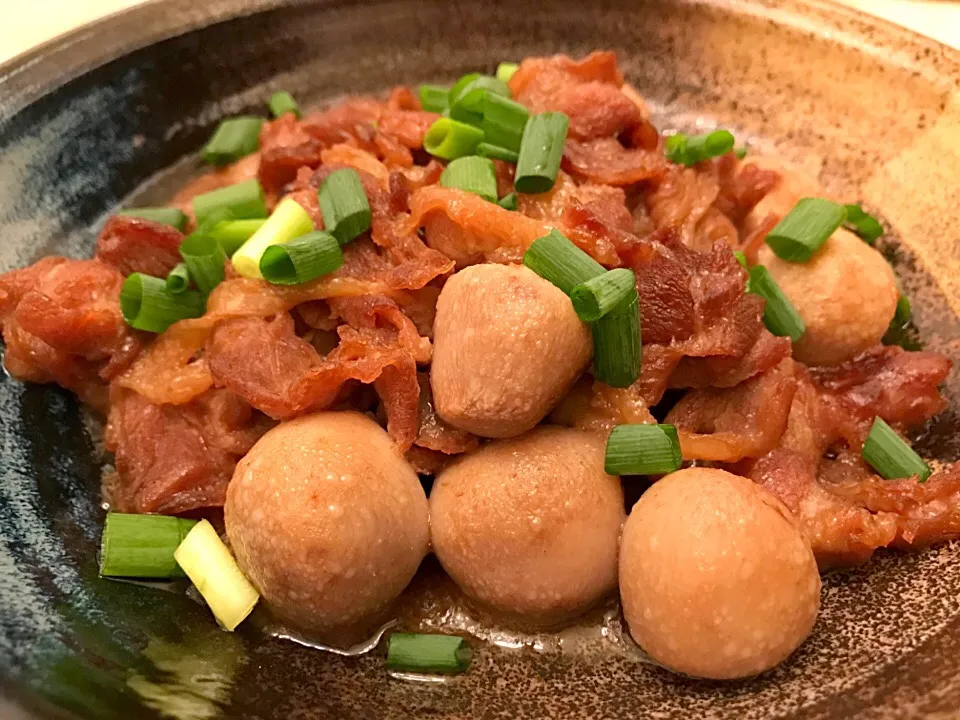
[477,143,520,164]
[481,94,529,152]
[419,85,451,113]
[747,265,806,342]
[605,424,682,476]
[571,268,636,323]
[232,197,315,279]
[386,633,473,675]
[192,179,268,226]
[117,207,187,231]
[514,112,569,194]
[893,294,912,326]
[498,192,518,211]
[843,203,883,245]
[423,117,484,160]
[862,417,932,483]
[734,250,748,268]
[496,62,519,84]
[209,219,267,257]
[202,116,264,166]
[180,232,227,294]
[174,520,259,631]
[592,289,642,388]
[522,229,604,296]
[165,263,190,294]
[318,168,372,246]
[664,130,735,167]
[267,90,300,119]
[99,513,198,579]
[765,198,847,262]
[449,75,510,125]
[440,156,498,203]
[735,146,748,160]
[120,273,206,333]
[260,230,343,285]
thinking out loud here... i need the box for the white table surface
[1,0,959,67]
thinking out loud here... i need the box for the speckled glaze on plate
[2,1,960,718]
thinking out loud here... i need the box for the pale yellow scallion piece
[173,520,259,631]
[231,197,314,279]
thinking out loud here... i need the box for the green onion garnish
[734,250,748,268]
[117,207,188,231]
[496,62,519,84]
[418,85,450,113]
[318,168,372,246]
[514,112,569,194]
[267,90,301,119]
[893,294,912,326]
[747,265,806,342]
[209,219,267,257]
[571,268,636,323]
[231,197,315,279]
[477,143,520,164]
[202,116,264,166]
[734,146,748,160]
[386,633,473,675]
[604,424,682,476]
[260,230,343,285]
[498,192,518,211]
[119,273,206,333]
[423,117,485,160]
[664,130,735,167]
[862,417,932,483]
[765,198,847,262]
[481,94,529,153]
[180,231,227,295]
[448,75,510,125]
[192,179,268,226]
[165,263,190,294]
[99,513,198,578]
[522,229,604,296]
[592,288,642,388]
[174,520,260,632]
[843,203,883,245]
[440,156,498,204]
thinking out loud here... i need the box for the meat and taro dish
[1,51,956,682]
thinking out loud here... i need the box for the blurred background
[0,0,959,66]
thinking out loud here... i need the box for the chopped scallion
[765,198,846,262]
[99,513,198,578]
[202,116,264,166]
[571,268,636,323]
[192,179,268,226]
[862,417,932,482]
[231,197,315,278]
[165,263,190,294]
[267,90,301,119]
[522,229,604,296]
[592,288,642,388]
[440,156,498,203]
[318,168,372,245]
[747,265,806,341]
[735,146,748,160]
[386,633,473,675]
[179,231,227,294]
[448,75,509,125]
[664,130,735,166]
[496,62,519,84]
[119,273,206,333]
[514,112,569,194]
[476,143,520,164]
[174,520,260,632]
[418,84,450,113]
[481,94,529,153]
[843,203,884,245]
[893,294,912,326]
[260,230,343,285]
[604,424,682,476]
[117,207,187,231]
[734,250,748,268]
[423,117,484,160]
[498,192,518,211]
[209,219,267,257]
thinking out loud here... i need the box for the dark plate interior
[2,1,960,718]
